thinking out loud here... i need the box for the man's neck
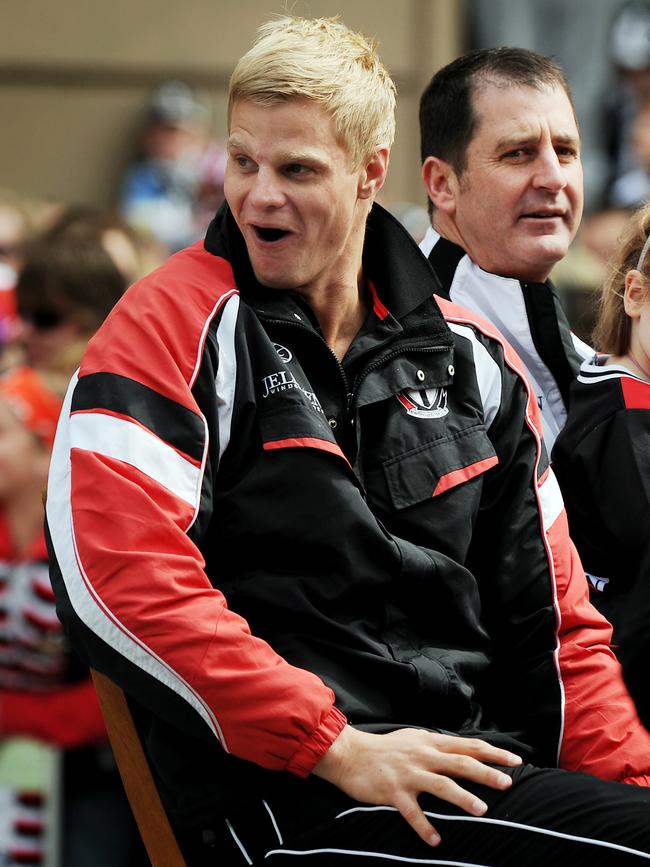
[305,279,370,362]
[299,208,371,361]
[431,214,466,254]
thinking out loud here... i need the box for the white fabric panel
[420,227,577,451]
[46,372,228,749]
[538,468,565,531]
[214,293,240,462]
[447,322,502,430]
[577,358,643,385]
[69,411,202,509]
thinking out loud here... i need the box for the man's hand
[312,726,522,846]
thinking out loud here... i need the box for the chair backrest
[90,668,188,867]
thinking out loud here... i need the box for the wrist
[312,724,355,785]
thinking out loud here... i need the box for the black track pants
[178,764,650,866]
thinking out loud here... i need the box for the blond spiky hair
[228,16,396,169]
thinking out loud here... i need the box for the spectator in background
[120,80,227,253]
[602,0,650,207]
[1,210,151,865]
[553,203,650,644]
[0,191,47,373]
[0,196,28,291]
[0,365,73,866]
[611,96,650,207]
[0,366,130,866]
[14,207,144,376]
[578,205,634,267]
[551,204,632,342]
[419,47,591,453]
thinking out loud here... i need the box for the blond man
[47,16,650,866]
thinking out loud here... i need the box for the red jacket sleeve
[45,249,346,777]
[548,508,650,785]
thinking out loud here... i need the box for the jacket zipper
[263,317,451,423]
[262,316,353,411]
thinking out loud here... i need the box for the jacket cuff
[285,705,347,778]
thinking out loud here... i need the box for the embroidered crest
[397,387,448,419]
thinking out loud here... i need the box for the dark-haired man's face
[16,308,85,370]
[431,83,583,282]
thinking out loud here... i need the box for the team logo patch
[397,387,448,419]
[273,343,292,363]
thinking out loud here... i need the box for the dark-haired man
[420,47,590,451]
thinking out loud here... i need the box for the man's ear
[624,269,648,318]
[422,156,458,214]
[358,147,390,200]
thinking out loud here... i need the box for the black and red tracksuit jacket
[46,203,650,828]
[552,357,650,730]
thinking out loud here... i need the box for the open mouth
[253,226,290,242]
[521,211,564,220]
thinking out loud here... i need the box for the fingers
[314,727,521,849]
[429,751,514,791]
[433,733,523,767]
[394,775,495,848]
[395,792,442,847]
[400,760,508,847]
[418,768,492,816]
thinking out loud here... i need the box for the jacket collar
[204,201,451,343]
[423,224,554,294]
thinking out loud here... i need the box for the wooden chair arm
[90,668,187,867]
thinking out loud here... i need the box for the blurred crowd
[0,197,159,865]
[0,72,231,867]
[549,0,650,338]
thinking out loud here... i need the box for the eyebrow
[227,135,247,151]
[494,132,580,151]
[282,151,328,166]
[227,136,326,163]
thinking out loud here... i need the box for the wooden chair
[90,668,188,867]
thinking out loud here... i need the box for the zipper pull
[346,391,355,422]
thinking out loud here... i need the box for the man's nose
[533,148,567,192]
[249,168,285,208]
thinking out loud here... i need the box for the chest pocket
[383,426,498,510]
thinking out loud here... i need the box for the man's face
[16,310,85,370]
[438,83,583,282]
[225,98,367,297]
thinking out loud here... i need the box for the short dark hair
[16,207,130,334]
[419,47,575,176]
